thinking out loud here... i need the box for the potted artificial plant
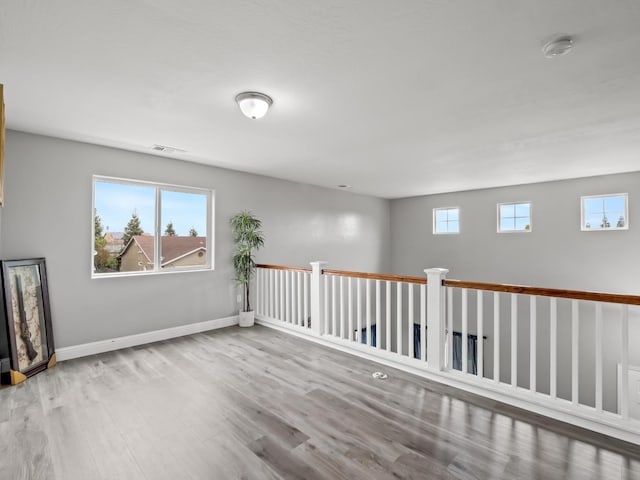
[230,210,265,327]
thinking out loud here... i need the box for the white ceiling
[2,1,640,199]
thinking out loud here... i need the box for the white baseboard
[56,315,238,361]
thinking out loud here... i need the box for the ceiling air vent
[150,144,185,154]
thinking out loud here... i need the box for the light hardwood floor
[1,325,639,479]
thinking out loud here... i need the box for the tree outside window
[93,176,212,276]
[581,194,628,231]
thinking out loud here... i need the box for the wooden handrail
[443,279,640,306]
[322,269,427,285]
[256,263,312,273]
[256,263,640,305]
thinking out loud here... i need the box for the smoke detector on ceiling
[542,35,573,58]
[150,144,186,154]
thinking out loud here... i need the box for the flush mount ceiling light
[542,35,573,58]
[235,91,273,119]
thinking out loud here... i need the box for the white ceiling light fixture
[542,35,573,58]
[235,91,273,119]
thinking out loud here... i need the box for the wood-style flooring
[1,325,639,480]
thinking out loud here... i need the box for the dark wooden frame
[0,258,55,384]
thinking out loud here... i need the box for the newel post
[425,268,449,371]
[310,261,328,337]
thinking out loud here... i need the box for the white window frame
[91,175,215,278]
[433,207,460,235]
[497,201,532,233]
[580,193,629,232]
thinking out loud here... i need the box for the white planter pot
[238,310,255,327]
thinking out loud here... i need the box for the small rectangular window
[92,176,213,277]
[581,193,628,231]
[433,207,460,234]
[498,202,531,233]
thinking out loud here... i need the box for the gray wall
[1,131,390,347]
[391,172,640,294]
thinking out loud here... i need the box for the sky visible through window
[582,195,626,229]
[434,207,459,234]
[95,181,207,236]
[499,202,531,232]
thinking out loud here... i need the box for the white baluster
[621,305,629,419]
[292,271,297,325]
[271,269,276,319]
[357,278,362,344]
[366,279,372,347]
[511,294,518,388]
[303,272,309,328]
[261,269,266,316]
[530,296,537,393]
[449,288,454,369]
[348,277,354,341]
[275,270,279,319]
[493,292,500,383]
[282,271,287,323]
[279,269,285,321]
[396,282,402,354]
[408,283,414,359]
[340,276,345,339]
[420,284,426,362]
[324,275,329,332]
[274,270,279,319]
[477,290,483,378]
[289,271,298,325]
[285,270,291,324]
[376,280,381,349]
[550,298,557,399]
[268,270,272,316]
[462,288,468,374]
[332,276,337,336]
[297,272,303,326]
[571,300,579,405]
[386,281,391,351]
[262,269,266,317]
[256,269,261,315]
[595,302,603,412]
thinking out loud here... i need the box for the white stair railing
[255,262,640,445]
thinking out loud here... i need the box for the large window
[498,202,531,233]
[433,207,460,234]
[92,176,213,276]
[581,193,628,231]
